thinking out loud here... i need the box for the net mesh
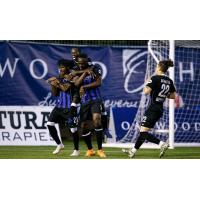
[119,40,200,146]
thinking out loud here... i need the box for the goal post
[104,40,175,149]
[147,40,175,149]
[168,40,175,149]
[103,40,200,148]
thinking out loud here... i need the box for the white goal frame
[103,40,175,149]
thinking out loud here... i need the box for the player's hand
[71,70,78,76]
[79,86,85,97]
[64,74,73,81]
[85,68,96,78]
[50,79,60,87]
[46,77,57,83]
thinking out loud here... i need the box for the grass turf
[0,140,200,159]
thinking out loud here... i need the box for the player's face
[59,65,67,75]
[71,48,79,60]
[77,57,88,70]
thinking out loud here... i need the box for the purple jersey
[56,78,72,109]
[81,66,102,104]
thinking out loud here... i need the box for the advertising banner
[0,106,58,145]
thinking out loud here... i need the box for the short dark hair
[159,59,174,72]
[78,53,88,59]
[57,59,73,68]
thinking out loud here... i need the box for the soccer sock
[82,131,93,150]
[72,131,79,150]
[94,127,103,150]
[134,132,148,150]
[47,125,61,145]
[101,114,108,129]
[146,133,160,145]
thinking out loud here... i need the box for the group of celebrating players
[46,48,107,158]
[46,48,176,158]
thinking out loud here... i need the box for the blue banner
[0,41,147,107]
[1,41,200,144]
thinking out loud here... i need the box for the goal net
[104,40,200,148]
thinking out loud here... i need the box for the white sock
[131,148,137,153]
[159,141,164,148]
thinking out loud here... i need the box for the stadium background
[0,40,148,145]
[1,40,200,158]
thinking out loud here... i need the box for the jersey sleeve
[145,76,157,90]
[170,80,176,93]
[92,64,102,77]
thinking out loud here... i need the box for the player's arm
[82,76,102,90]
[71,68,96,78]
[79,76,102,97]
[47,77,60,96]
[167,80,176,99]
[51,85,59,96]
[143,77,154,95]
[74,72,88,87]
[167,92,176,99]
[48,77,71,93]
[58,83,72,92]
[143,86,152,95]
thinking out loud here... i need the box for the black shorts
[80,100,102,122]
[48,107,79,128]
[141,104,163,128]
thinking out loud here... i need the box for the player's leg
[81,121,95,157]
[68,117,80,157]
[71,103,81,156]
[60,108,80,156]
[123,109,169,158]
[101,102,111,140]
[70,127,80,156]
[47,107,64,154]
[140,111,169,157]
[79,103,95,156]
[92,102,106,158]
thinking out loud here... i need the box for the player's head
[57,59,72,75]
[157,59,174,73]
[77,53,89,70]
[71,48,80,61]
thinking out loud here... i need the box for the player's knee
[46,121,55,127]
[81,122,89,130]
[82,130,91,137]
[93,116,101,128]
[70,127,77,133]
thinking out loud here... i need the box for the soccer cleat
[122,148,129,154]
[122,148,135,158]
[70,150,80,157]
[159,142,169,158]
[52,144,64,155]
[85,149,96,157]
[97,150,107,158]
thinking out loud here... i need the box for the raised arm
[74,72,88,87]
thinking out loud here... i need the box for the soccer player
[123,59,176,158]
[46,59,80,156]
[74,53,106,158]
[71,47,80,67]
[70,48,109,141]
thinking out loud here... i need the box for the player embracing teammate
[46,59,80,156]
[73,53,106,158]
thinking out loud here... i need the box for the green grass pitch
[0,140,200,159]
